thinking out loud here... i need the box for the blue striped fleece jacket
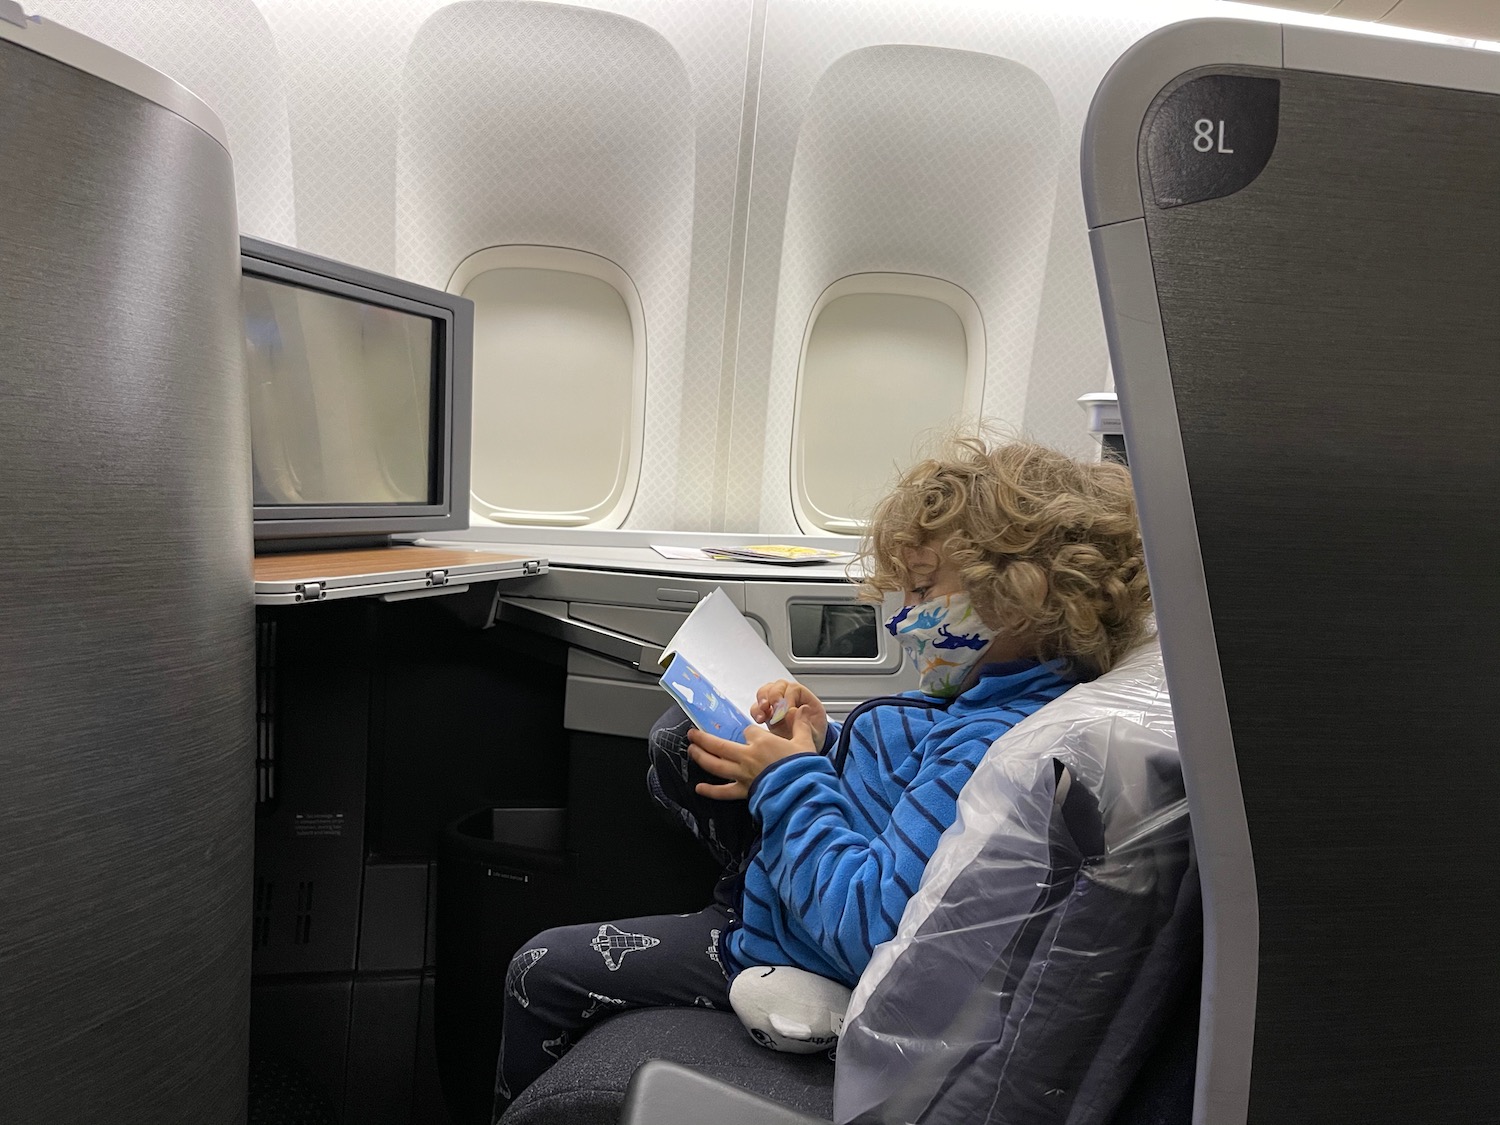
[722,660,1075,988]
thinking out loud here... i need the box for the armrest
[620,1061,833,1125]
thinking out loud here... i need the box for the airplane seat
[1082,19,1500,1122]
[502,1007,835,1125]
[501,639,1199,1125]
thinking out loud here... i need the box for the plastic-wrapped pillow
[834,638,1198,1125]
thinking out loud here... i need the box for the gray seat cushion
[502,1008,835,1125]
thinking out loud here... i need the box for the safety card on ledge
[658,588,796,743]
[651,543,854,565]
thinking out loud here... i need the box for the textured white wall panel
[756,44,1062,531]
[255,0,449,275]
[34,0,1334,534]
[616,0,761,530]
[31,0,297,243]
[254,0,754,530]
[396,1,696,527]
[725,0,1228,532]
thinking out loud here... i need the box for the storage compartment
[254,598,574,1125]
[434,808,575,1125]
[345,976,426,1125]
[253,604,375,978]
[434,734,725,1125]
[250,978,352,1124]
[564,732,721,920]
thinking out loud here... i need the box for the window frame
[448,244,647,529]
[789,272,986,535]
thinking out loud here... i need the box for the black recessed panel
[1147,73,1280,209]
[1142,67,1500,1123]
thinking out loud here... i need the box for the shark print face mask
[885,592,999,699]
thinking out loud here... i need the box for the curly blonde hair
[858,436,1152,678]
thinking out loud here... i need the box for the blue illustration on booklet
[661,653,753,742]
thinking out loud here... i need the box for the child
[492,437,1153,1110]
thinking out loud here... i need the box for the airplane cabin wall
[395,2,702,529]
[735,1,1112,532]
[32,0,1261,532]
[28,0,298,243]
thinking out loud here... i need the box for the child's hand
[751,680,828,748]
[687,708,819,801]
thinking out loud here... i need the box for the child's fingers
[755,680,816,729]
[787,707,817,750]
[687,727,742,755]
[688,740,743,781]
[786,684,823,714]
[695,779,749,801]
[769,685,815,727]
[754,679,794,718]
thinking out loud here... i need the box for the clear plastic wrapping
[834,638,1198,1124]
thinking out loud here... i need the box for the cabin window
[792,274,985,534]
[451,246,644,527]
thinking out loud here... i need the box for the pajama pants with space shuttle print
[494,707,759,1114]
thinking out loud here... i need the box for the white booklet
[658,588,795,742]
